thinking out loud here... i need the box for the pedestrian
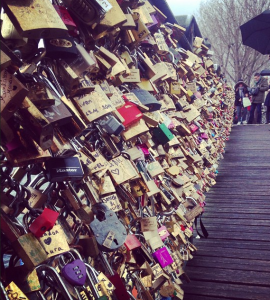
[234,79,249,125]
[248,73,268,124]
[264,80,270,124]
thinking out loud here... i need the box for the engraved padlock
[90,203,127,252]
[131,88,162,112]
[97,114,125,136]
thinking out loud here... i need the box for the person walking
[264,80,270,124]
[248,73,268,124]
[234,79,249,125]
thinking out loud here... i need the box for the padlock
[0,69,28,121]
[61,257,87,286]
[97,114,125,135]
[24,76,55,110]
[28,208,59,238]
[61,183,94,224]
[99,252,130,300]
[154,31,170,55]
[4,127,52,167]
[124,234,142,251]
[2,0,69,38]
[131,88,162,112]
[44,36,78,59]
[0,40,23,72]
[35,264,73,300]
[77,225,100,257]
[61,0,112,25]
[90,203,127,252]
[153,123,174,145]
[152,247,174,268]
[53,0,78,36]
[117,101,143,127]
[1,11,28,49]
[68,73,95,97]
[131,11,150,43]
[1,211,48,270]
[65,43,97,76]
[17,97,54,150]
[35,64,74,127]
[45,157,84,182]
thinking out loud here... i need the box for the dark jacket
[252,77,268,104]
[265,85,270,106]
[234,86,249,106]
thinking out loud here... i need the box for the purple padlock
[147,14,159,30]
[62,259,87,286]
[152,247,174,268]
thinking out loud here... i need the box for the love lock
[90,203,127,252]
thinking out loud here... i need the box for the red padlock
[53,1,79,36]
[124,234,142,251]
[117,101,143,127]
[29,208,59,238]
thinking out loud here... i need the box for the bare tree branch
[196,0,269,86]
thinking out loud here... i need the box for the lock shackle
[37,64,64,97]
[35,71,62,100]
[186,196,198,207]
[58,251,77,269]
[25,47,46,64]
[167,51,175,64]
[92,202,110,216]
[36,265,73,300]
[119,84,131,93]
[69,249,100,299]
[0,281,10,300]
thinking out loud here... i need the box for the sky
[166,0,203,16]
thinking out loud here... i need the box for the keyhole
[113,239,118,245]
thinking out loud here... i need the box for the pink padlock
[158,226,170,241]
[152,247,174,268]
[124,234,142,251]
[137,144,149,157]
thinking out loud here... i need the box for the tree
[196,0,269,86]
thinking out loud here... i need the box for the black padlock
[131,88,162,112]
[175,102,183,111]
[97,114,125,136]
[90,203,127,252]
[44,36,78,59]
[45,157,84,182]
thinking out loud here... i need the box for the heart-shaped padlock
[62,259,87,286]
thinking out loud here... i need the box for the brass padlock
[0,69,28,121]
[3,0,68,38]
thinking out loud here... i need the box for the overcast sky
[166,0,203,16]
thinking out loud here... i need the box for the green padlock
[153,123,174,145]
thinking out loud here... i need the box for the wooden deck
[183,125,270,300]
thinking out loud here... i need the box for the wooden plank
[205,231,270,242]
[182,281,270,300]
[186,267,270,286]
[202,212,270,220]
[183,295,233,300]
[193,246,270,260]
[199,218,270,226]
[203,224,270,234]
[187,256,270,272]
[203,208,270,213]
